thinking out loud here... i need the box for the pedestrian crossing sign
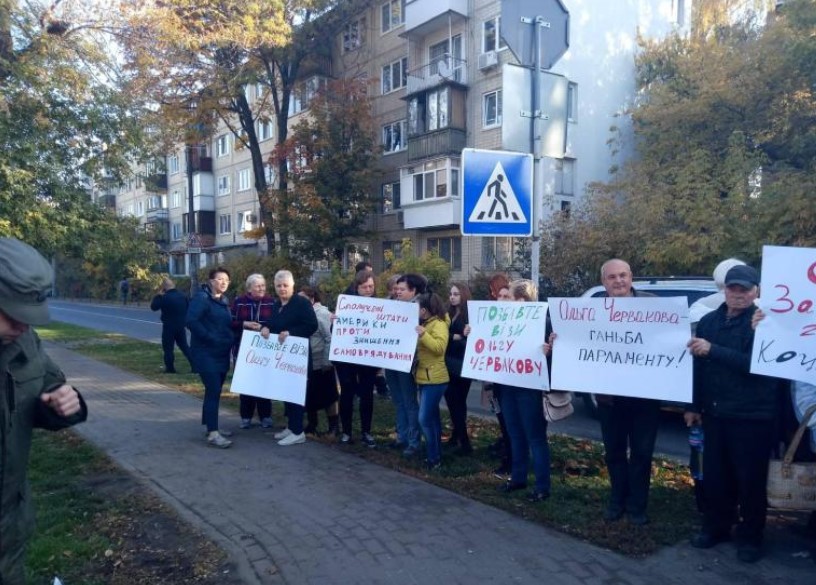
[461,148,533,236]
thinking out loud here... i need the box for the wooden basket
[767,404,816,510]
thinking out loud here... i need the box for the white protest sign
[752,245,816,383]
[462,301,550,391]
[549,296,692,401]
[229,331,309,405]
[329,295,419,373]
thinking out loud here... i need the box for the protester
[187,267,235,448]
[444,282,473,455]
[414,291,450,470]
[231,273,275,429]
[485,273,513,477]
[335,270,380,447]
[685,266,777,562]
[0,238,88,583]
[495,279,552,503]
[385,273,427,456]
[262,270,318,446]
[299,286,339,435]
[150,277,193,374]
[594,259,660,525]
[119,276,130,305]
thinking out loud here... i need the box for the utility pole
[186,143,199,296]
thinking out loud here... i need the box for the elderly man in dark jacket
[150,277,193,373]
[0,238,88,582]
[686,264,776,563]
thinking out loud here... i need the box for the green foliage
[378,239,451,297]
[542,0,816,289]
[283,78,379,263]
[194,252,312,299]
[315,262,355,311]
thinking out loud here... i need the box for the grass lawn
[36,322,698,557]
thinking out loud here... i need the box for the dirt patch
[77,471,247,585]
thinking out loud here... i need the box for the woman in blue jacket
[187,267,234,448]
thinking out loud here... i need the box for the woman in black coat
[260,269,318,446]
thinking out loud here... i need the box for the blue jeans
[418,383,447,464]
[385,369,420,448]
[498,385,551,493]
[200,371,227,432]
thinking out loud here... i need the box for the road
[48,299,690,459]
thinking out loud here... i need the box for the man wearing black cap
[685,264,776,563]
[0,237,88,581]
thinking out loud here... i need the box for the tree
[281,78,378,262]
[119,0,374,255]
[540,0,816,292]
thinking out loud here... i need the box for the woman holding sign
[414,292,450,470]
[496,279,551,503]
[260,270,318,446]
[444,282,473,455]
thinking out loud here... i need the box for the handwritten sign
[752,245,816,383]
[329,295,419,373]
[549,296,692,401]
[462,301,550,390]
[230,331,309,405]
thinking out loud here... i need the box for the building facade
[113,0,692,279]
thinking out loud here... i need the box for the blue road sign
[461,148,533,236]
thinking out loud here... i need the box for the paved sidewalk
[47,344,814,584]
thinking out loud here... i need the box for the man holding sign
[594,259,661,525]
[686,264,778,563]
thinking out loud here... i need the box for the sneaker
[207,431,232,449]
[278,432,306,446]
[240,418,252,429]
[492,465,511,480]
[274,428,292,440]
[361,433,377,448]
[402,446,418,458]
[340,433,353,444]
[260,417,274,429]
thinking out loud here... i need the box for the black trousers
[598,397,660,514]
[336,362,376,435]
[162,325,191,372]
[239,394,272,420]
[702,416,775,545]
[444,374,472,444]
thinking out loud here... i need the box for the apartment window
[136,200,144,216]
[171,222,183,241]
[482,16,507,53]
[168,155,179,175]
[408,87,449,135]
[264,163,275,185]
[483,89,502,128]
[427,237,462,270]
[567,82,577,122]
[554,158,575,196]
[219,214,232,234]
[382,240,403,268]
[343,17,366,52]
[237,210,257,233]
[238,168,251,192]
[258,119,274,141]
[412,166,450,201]
[255,83,264,100]
[382,120,407,153]
[216,134,230,157]
[381,0,405,33]
[289,76,325,116]
[429,35,463,80]
[560,200,572,217]
[482,237,515,270]
[381,181,401,213]
[171,190,181,208]
[381,57,408,94]
[217,175,231,196]
[147,195,162,210]
[170,255,185,275]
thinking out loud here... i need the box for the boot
[326,414,340,436]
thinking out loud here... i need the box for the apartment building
[113,0,692,279]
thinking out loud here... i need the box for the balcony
[404,0,468,38]
[402,196,460,230]
[97,193,116,209]
[143,221,169,243]
[145,172,168,192]
[408,128,466,162]
[406,59,467,96]
[146,207,169,222]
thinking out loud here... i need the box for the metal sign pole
[530,17,544,292]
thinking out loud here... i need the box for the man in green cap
[0,237,88,582]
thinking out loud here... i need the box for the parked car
[576,276,718,417]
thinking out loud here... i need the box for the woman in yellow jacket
[414,292,450,469]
